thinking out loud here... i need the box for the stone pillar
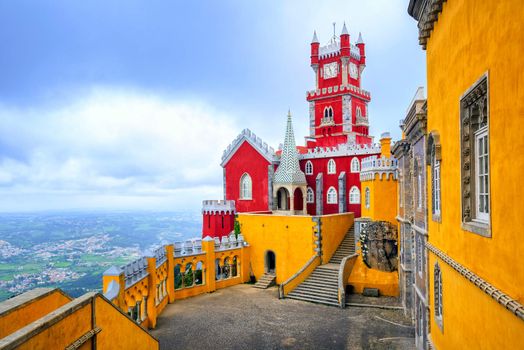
[316,173,324,215]
[145,254,158,329]
[338,172,347,213]
[165,244,175,303]
[202,236,216,293]
[102,266,125,310]
[341,57,349,85]
[303,189,307,215]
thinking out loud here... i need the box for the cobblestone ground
[151,284,415,350]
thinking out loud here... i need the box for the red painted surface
[223,141,270,213]
[202,212,235,239]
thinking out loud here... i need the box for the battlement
[299,142,381,160]
[221,128,276,166]
[360,155,398,181]
[306,83,371,101]
[318,38,361,60]
[202,199,236,214]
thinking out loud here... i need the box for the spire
[341,22,349,35]
[357,32,364,44]
[311,30,319,44]
[274,110,306,185]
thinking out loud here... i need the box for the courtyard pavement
[151,284,415,350]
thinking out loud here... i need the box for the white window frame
[474,127,489,223]
[434,263,443,330]
[327,187,337,204]
[417,172,423,209]
[433,156,441,216]
[306,187,314,203]
[350,157,360,173]
[349,186,360,204]
[356,106,362,118]
[240,173,252,200]
[365,187,370,209]
[305,160,313,175]
[327,159,336,174]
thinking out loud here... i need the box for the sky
[0,0,426,212]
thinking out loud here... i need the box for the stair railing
[279,255,320,299]
[337,253,359,308]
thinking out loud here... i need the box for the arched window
[184,263,194,287]
[215,259,222,280]
[305,161,313,175]
[434,263,443,322]
[327,187,337,204]
[223,257,231,279]
[327,159,336,174]
[350,157,360,173]
[240,173,252,200]
[365,187,370,209]
[323,106,334,119]
[174,264,183,289]
[195,261,204,285]
[232,256,238,277]
[431,143,441,218]
[356,106,362,118]
[349,186,360,204]
[306,187,314,203]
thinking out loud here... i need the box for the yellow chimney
[380,132,392,157]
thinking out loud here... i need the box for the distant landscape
[0,211,201,301]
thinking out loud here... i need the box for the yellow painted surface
[281,256,320,296]
[348,255,398,297]
[0,289,71,338]
[238,213,317,284]
[319,213,354,264]
[361,175,397,224]
[95,295,159,350]
[16,304,92,350]
[380,136,391,157]
[428,254,524,349]
[424,0,524,348]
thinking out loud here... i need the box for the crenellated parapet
[221,128,277,166]
[122,257,149,289]
[318,39,361,60]
[300,142,381,160]
[360,155,398,181]
[202,199,236,214]
[306,83,371,101]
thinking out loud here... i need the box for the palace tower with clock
[203,23,391,237]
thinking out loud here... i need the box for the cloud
[0,87,238,211]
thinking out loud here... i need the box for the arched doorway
[265,250,276,274]
[293,187,304,211]
[277,187,290,210]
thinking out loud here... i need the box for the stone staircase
[329,226,356,264]
[285,226,356,306]
[253,273,276,289]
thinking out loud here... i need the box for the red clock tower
[306,23,371,148]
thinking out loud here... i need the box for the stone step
[293,283,338,292]
[286,294,339,307]
[290,287,338,298]
[300,279,338,287]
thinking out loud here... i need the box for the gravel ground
[151,284,415,350]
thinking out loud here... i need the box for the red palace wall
[224,141,270,213]
[202,212,235,239]
[300,154,375,217]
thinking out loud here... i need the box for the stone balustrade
[360,155,399,181]
[300,142,381,160]
[306,83,371,100]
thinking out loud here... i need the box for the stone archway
[265,250,276,274]
[276,187,290,210]
[293,187,304,211]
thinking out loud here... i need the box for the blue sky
[0,0,425,212]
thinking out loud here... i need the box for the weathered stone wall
[359,221,398,272]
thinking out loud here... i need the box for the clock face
[349,62,359,79]
[323,62,338,79]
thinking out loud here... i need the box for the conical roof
[311,30,319,43]
[274,111,307,185]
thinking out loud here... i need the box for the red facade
[223,141,271,213]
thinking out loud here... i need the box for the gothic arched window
[327,187,337,204]
[305,160,313,175]
[350,157,360,173]
[240,173,252,199]
[365,187,370,209]
[434,262,443,322]
[327,159,336,174]
[349,186,360,204]
[306,187,314,203]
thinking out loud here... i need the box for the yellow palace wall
[361,174,398,225]
[425,0,524,348]
[237,213,353,284]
